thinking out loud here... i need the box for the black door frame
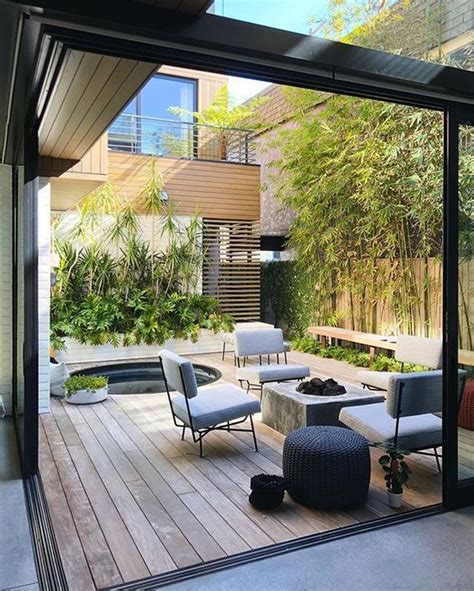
[444,106,474,509]
[34,19,474,510]
[19,121,39,478]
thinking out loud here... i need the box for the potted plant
[64,375,108,405]
[378,444,412,508]
[249,474,286,510]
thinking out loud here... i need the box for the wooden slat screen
[203,219,261,322]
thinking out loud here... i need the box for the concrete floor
[161,507,474,591]
[0,419,38,591]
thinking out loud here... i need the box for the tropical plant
[169,84,268,160]
[378,444,412,494]
[51,164,234,350]
[309,0,442,60]
[64,375,108,398]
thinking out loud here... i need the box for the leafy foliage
[378,444,412,494]
[310,0,441,60]
[269,96,447,336]
[51,165,234,350]
[291,335,425,372]
[64,375,108,397]
[169,84,268,160]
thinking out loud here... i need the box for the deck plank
[40,351,442,590]
[39,422,97,591]
[66,443,151,582]
[40,414,123,589]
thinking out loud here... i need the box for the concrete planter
[56,330,222,365]
[65,386,108,405]
[387,490,403,508]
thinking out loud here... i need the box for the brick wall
[440,0,472,44]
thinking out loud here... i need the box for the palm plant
[51,164,233,350]
[169,84,267,160]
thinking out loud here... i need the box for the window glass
[140,75,195,122]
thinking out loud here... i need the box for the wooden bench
[307,326,474,367]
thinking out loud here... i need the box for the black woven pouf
[283,426,370,509]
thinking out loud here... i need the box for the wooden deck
[40,351,442,590]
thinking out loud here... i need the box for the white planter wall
[57,330,223,365]
[38,179,51,413]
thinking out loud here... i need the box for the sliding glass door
[12,126,39,477]
[445,107,474,508]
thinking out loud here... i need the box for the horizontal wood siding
[108,152,260,220]
[39,136,108,179]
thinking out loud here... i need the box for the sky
[210,0,331,104]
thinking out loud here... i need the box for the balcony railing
[108,113,257,164]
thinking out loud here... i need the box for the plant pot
[387,490,403,508]
[65,386,108,405]
[249,474,286,510]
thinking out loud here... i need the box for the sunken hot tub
[73,361,221,395]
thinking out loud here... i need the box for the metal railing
[108,113,257,164]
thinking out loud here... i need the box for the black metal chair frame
[159,356,259,458]
[235,352,305,396]
[361,362,406,391]
[371,375,466,473]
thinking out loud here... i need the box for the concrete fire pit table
[261,381,385,435]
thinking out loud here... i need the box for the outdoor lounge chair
[221,322,290,364]
[234,328,310,394]
[357,334,443,391]
[159,349,261,457]
[339,370,466,471]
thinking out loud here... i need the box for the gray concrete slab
[0,419,38,591]
[160,508,474,591]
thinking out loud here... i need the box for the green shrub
[51,183,235,350]
[64,375,108,397]
[291,336,426,372]
[291,335,321,354]
[370,354,400,372]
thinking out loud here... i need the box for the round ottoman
[283,426,370,509]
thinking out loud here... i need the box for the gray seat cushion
[236,364,310,384]
[171,384,261,430]
[356,370,399,391]
[339,403,442,450]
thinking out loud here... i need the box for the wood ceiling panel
[39,50,157,161]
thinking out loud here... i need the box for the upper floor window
[109,73,197,155]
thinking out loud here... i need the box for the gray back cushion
[234,328,285,357]
[159,349,198,399]
[395,335,442,369]
[386,369,466,418]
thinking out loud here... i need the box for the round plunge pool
[73,361,221,395]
